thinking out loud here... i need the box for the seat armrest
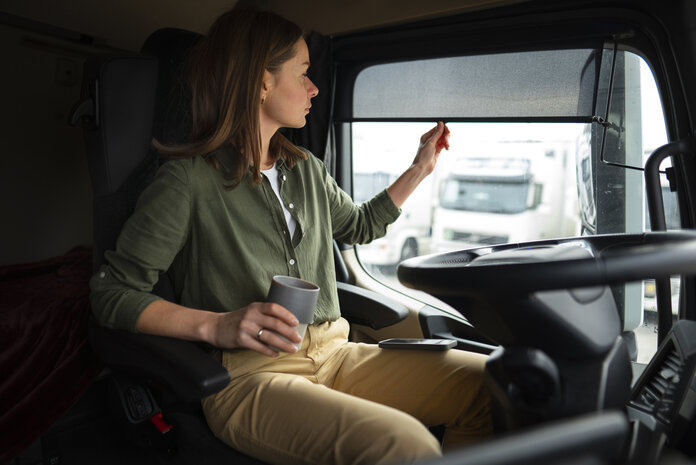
[337,282,409,330]
[88,319,230,401]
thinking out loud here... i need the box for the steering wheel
[397,231,696,297]
[397,231,696,354]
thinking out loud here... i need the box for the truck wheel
[400,238,418,261]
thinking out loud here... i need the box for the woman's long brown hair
[154,7,308,186]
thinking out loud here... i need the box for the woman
[90,7,491,465]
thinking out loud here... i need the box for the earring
[261,96,266,105]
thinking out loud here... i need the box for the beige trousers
[202,318,491,465]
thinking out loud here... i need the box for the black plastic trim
[418,305,497,355]
[337,282,409,330]
[416,410,629,465]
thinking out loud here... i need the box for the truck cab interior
[2,1,696,465]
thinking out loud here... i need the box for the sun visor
[351,48,599,121]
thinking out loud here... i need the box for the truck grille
[444,229,508,245]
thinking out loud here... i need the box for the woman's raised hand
[411,121,448,176]
[386,121,449,208]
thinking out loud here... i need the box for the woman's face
[261,38,319,130]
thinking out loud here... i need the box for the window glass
[353,49,599,119]
[352,50,670,363]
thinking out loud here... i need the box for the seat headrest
[75,28,201,198]
[141,28,202,147]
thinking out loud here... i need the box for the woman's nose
[307,78,319,98]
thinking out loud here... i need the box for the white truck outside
[431,142,580,253]
[354,171,434,266]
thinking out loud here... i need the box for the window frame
[329,3,696,323]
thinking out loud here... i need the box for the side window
[351,48,670,362]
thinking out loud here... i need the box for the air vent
[632,342,684,422]
[628,320,696,457]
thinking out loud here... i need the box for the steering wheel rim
[397,231,696,297]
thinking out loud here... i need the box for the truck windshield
[440,179,530,214]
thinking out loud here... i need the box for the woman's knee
[381,423,442,464]
[338,412,442,465]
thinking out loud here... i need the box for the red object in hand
[436,124,450,151]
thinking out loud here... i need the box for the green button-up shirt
[90,146,401,332]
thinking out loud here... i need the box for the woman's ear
[261,70,274,101]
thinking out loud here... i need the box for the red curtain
[0,247,102,462]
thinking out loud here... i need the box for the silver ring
[256,329,264,340]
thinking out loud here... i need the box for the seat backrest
[77,55,160,273]
[76,29,202,301]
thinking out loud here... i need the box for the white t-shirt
[261,163,297,239]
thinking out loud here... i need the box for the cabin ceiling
[1,0,525,52]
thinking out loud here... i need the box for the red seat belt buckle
[150,412,173,434]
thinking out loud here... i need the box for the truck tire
[400,238,419,261]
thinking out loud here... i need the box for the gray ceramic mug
[266,275,320,350]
